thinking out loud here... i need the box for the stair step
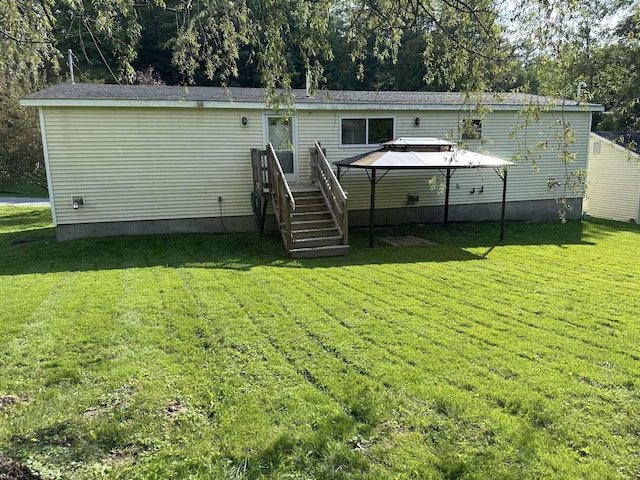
[292,212,333,222]
[291,187,322,196]
[274,186,350,258]
[294,196,325,206]
[289,245,351,259]
[293,203,329,213]
[291,217,336,230]
[291,227,340,239]
[292,235,344,248]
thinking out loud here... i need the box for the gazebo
[333,138,514,247]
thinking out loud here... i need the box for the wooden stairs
[287,187,350,258]
[252,143,349,259]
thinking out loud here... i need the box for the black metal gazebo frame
[335,157,511,248]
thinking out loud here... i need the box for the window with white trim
[341,118,394,146]
[460,119,482,140]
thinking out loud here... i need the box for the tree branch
[0,28,53,44]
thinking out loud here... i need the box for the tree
[3,0,637,96]
[0,79,46,187]
[593,8,640,131]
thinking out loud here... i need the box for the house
[21,83,601,254]
[585,132,640,223]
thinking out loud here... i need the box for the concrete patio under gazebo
[333,138,515,247]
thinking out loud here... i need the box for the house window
[593,141,601,154]
[461,119,482,140]
[341,118,394,146]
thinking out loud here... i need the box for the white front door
[266,116,298,183]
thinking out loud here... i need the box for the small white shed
[586,132,640,223]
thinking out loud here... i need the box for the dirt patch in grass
[0,396,28,411]
[0,453,41,480]
[167,400,187,419]
[0,397,20,409]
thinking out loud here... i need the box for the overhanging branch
[0,29,53,45]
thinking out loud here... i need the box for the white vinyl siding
[41,104,593,226]
[43,107,263,224]
[298,109,591,211]
[585,134,640,222]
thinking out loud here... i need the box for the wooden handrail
[267,143,296,210]
[312,141,349,243]
[266,143,295,250]
[313,142,347,202]
[250,148,267,193]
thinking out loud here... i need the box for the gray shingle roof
[594,131,640,155]
[24,82,601,109]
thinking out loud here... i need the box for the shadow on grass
[3,411,371,479]
[0,229,486,276]
[2,206,634,277]
[4,414,165,479]
[220,412,371,478]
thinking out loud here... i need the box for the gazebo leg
[500,169,508,241]
[444,168,451,228]
[369,169,376,248]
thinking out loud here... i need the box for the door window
[268,118,294,175]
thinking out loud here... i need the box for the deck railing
[266,142,296,250]
[310,141,349,244]
[250,148,268,194]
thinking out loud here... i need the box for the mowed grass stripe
[357,258,638,368]
[109,263,359,476]
[292,261,640,475]
[0,273,68,348]
[174,267,404,477]
[370,262,636,402]
[298,259,638,451]
[171,267,368,466]
[243,266,618,477]
[248,266,534,415]
[241,267,545,465]
[284,266,584,413]
[297,264,572,385]
[225,268,387,413]
[397,255,635,341]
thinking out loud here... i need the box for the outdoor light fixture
[414,117,421,126]
[72,195,84,210]
[241,115,249,126]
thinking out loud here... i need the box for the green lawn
[1,207,639,479]
[0,182,48,198]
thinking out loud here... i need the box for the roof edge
[21,83,604,112]
[591,131,640,157]
[20,97,604,113]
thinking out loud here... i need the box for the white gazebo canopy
[334,138,515,246]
